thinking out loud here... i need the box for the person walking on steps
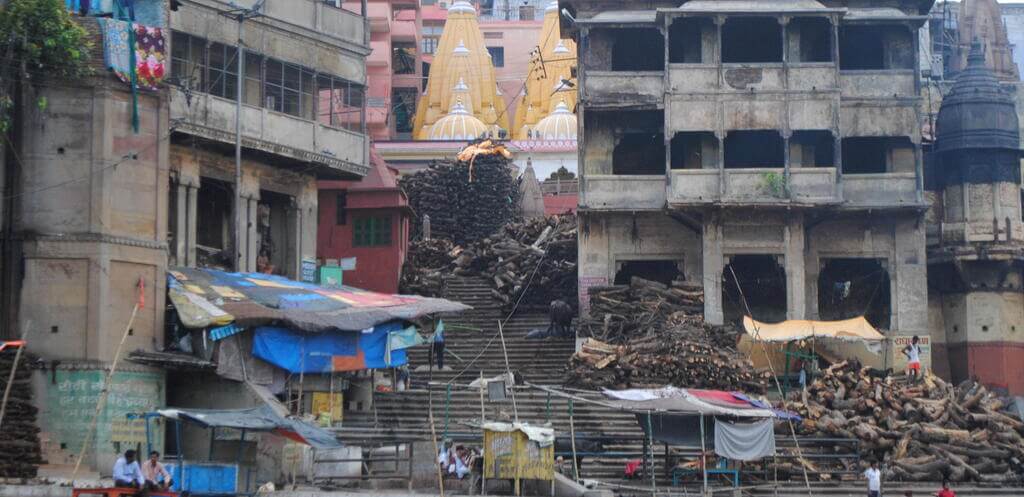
[431,320,446,370]
[863,460,882,497]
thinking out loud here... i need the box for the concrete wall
[33,364,165,476]
[577,212,702,314]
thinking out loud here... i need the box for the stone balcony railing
[170,88,369,179]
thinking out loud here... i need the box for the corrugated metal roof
[580,10,658,25]
[676,0,831,13]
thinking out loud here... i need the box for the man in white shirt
[112,449,144,489]
[863,460,882,497]
[141,450,173,490]
[902,335,922,382]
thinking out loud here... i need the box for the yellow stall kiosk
[483,422,554,495]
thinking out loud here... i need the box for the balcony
[366,2,391,33]
[667,168,839,206]
[843,173,919,208]
[668,65,718,92]
[392,20,417,40]
[582,175,666,210]
[839,70,916,99]
[368,40,390,67]
[583,71,663,108]
[170,88,369,179]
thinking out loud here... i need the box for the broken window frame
[840,136,915,175]
[817,258,892,330]
[668,16,709,64]
[585,26,666,72]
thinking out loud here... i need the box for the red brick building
[317,147,411,294]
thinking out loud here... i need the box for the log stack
[452,216,577,310]
[0,349,41,478]
[565,337,770,393]
[399,238,459,297]
[399,142,521,247]
[787,362,1024,483]
[578,277,712,344]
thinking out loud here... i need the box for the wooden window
[353,215,391,247]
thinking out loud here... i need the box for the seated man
[112,449,144,489]
[141,450,173,491]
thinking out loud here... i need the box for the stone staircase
[332,276,664,483]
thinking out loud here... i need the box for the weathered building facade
[570,0,932,368]
[168,0,370,277]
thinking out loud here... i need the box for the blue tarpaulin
[252,321,408,373]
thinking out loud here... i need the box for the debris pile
[566,336,769,392]
[399,141,520,246]
[790,361,1024,483]
[0,349,41,478]
[399,238,458,297]
[401,217,578,308]
[452,216,577,309]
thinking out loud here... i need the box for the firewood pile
[399,238,458,297]
[565,337,769,393]
[400,217,578,309]
[788,361,1024,483]
[0,349,41,478]
[578,277,715,344]
[399,142,521,247]
[452,216,577,310]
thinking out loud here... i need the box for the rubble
[399,141,521,247]
[0,349,41,478]
[787,361,1024,483]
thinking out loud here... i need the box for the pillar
[784,213,806,320]
[703,213,724,325]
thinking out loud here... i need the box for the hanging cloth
[713,418,776,461]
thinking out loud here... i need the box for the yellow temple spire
[513,0,578,140]
[412,1,509,140]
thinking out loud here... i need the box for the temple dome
[429,101,488,140]
[533,101,577,140]
[935,41,1020,153]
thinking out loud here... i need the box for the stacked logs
[0,349,41,478]
[565,336,770,393]
[399,145,521,247]
[399,217,578,309]
[787,361,1024,483]
[452,216,577,310]
[578,277,712,344]
[399,238,458,297]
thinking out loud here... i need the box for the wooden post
[569,399,579,482]
[479,371,487,495]
[0,330,28,431]
[700,414,708,497]
[497,319,518,422]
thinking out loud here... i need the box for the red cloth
[624,460,642,477]
[688,389,749,407]
[937,489,956,497]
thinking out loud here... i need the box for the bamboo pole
[497,319,518,422]
[479,371,487,494]
[72,279,144,480]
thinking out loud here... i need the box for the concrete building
[928,42,1024,394]
[167,0,370,277]
[0,13,170,474]
[364,0,423,141]
[569,0,932,367]
[317,146,412,294]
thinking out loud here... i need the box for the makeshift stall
[483,422,555,496]
[738,316,886,393]
[127,403,342,495]
[599,386,798,493]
